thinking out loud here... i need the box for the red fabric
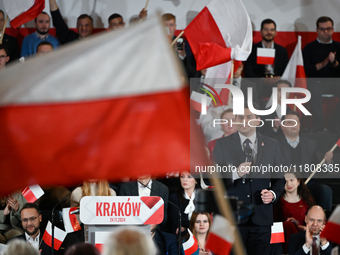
[95,244,103,253]
[21,186,36,203]
[206,232,232,255]
[336,139,340,147]
[257,56,275,65]
[10,0,45,29]
[69,207,81,232]
[270,231,285,244]
[0,87,208,196]
[184,7,231,70]
[320,221,340,244]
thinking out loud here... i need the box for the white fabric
[45,221,67,243]
[184,191,196,220]
[0,15,183,105]
[4,0,35,20]
[25,232,39,250]
[138,180,152,196]
[210,215,235,243]
[206,0,252,61]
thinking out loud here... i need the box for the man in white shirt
[287,205,332,255]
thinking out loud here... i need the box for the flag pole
[305,141,339,184]
[210,172,245,255]
[170,31,184,47]
[293,95,297,111]
[144,0,150,10]
[0,15,9,44]
[228,59,234,108]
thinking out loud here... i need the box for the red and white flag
[337,139,340,147]
[42,221,67,251]
[183,229,199,255]
[321,205,340,244]
[266,36,307,108]
[257,48,275,65]
[270,222,284,244]
[0,16,208,196]
[95,232,111,253]
[190,91,212,115]
[62,207,81,233]
[206,215,234,255]
[3,0,45,29]
[185,0,252,70]
[21,185,44,203]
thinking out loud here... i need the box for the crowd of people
[0,1,339,255]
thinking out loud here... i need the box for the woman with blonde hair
[71,180,116,207]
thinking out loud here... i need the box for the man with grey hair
[103,227,156,255]
[4,239,39,255]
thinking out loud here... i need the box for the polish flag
[206,215,234,255]
[183,229,199,255]
[337,139,340,147]
[62,207,82,233]
[42,221,67,250]
[0,16,209,196]
[190,91,212,115]
[4,0,45,29]
[270,222,284,244]
[185,0,252,70]
[321,205,340,244]
[257,48,275,65]
[265,36,307,108]
[21,185,44,203]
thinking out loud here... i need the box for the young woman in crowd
[189,212,212,255]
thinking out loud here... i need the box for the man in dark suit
[9,203,62,255]
[275,111,333,210]
[287,205,332,255]
[212,103,285,255]
[244,19,289,99]
[119,176,169,228]
[0,10,20,63]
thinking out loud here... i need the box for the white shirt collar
[285,135,300,148]
[261,41,275,49]
[138,179,152,190]
[238,132,257,147]
[317,38,333,44]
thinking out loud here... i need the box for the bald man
[287,205,332,255]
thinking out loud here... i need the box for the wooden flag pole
[210,172,245,255]
[228,59,234,108]
[144,0,150,10]
[170,31,184,47]
[293,95,297,111]
[0,15,9,44]
[305,142,339,184]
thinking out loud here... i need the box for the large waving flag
[266,36,307,108]
[0,15,208,196]
[184,0,252,70]
[321,205,340,244]
[4,0,45,29]
[182,229,199,255]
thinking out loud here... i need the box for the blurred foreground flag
[4,0,45,28]
[21,185,44,203]
[183,229,199,255]
[321,205,340,244]
[185,0,252,70]
[206,215,234,255]
[270,222,284,244]
[0,15,208,196]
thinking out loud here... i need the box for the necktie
[312,237,318,255]
[243,139,252,162]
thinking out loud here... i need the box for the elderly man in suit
[287,205,332,255]
[212,103,285,255]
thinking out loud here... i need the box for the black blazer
[2,33,20,63]
[9,232,63,255]
[287,231,332,255]
[244,41,289,77]
[119,180,169,226]
[258,107,288,138]
[212,132,285,225]
[168,192,190,234]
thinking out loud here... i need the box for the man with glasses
[303,16,340,133]
[244,19,289,99]
[10,203,61,255]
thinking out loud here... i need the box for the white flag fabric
[21,185,44,203]
[42,221,67,250]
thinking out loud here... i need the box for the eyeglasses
[318,27,333,32]
[0,55,7,59]
[22,216,38,223]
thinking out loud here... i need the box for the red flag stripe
[21,187,37,203]
[257,56,275,65]
[42,230,63,250]
[95,244,103,253]
[206,232,232,255]
[10,0,45,29]
[270,232,285,244]
[143,204,164,225]
[320,221,340,244]
[69,208,81,232]
[336,139,340,147]
[190,98,207,113]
